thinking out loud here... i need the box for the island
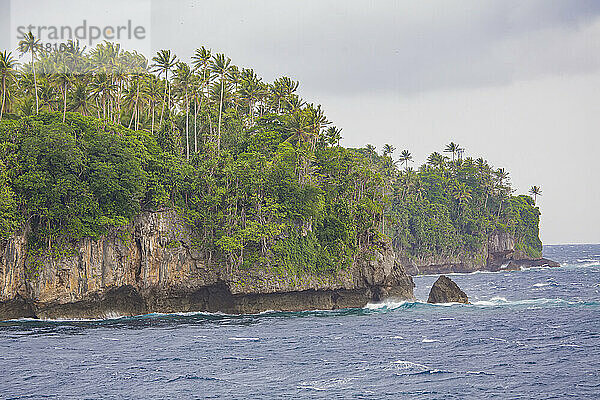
[0,42,554,319]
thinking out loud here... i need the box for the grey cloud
[151,0,600,95]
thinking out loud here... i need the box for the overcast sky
[4,0,600,244]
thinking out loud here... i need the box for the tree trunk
[185,88,189,160]
[194,95,198,153]
[32,51,39,114]
[151,104,155,133]
[159,71,167,127]
[217,78,224,152]
[135,80,140,130]
[62,83,67,122]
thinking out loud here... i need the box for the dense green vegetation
[0,39,542,274]
[363,146,542,258]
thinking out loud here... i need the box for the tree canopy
[0,39,543,273]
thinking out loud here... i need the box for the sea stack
[427,275,469,304]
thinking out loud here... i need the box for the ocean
[1,244,599,399]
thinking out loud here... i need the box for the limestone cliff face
[401,231,555,275]
[0,211,414,320]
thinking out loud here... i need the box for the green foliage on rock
[364,147,542,259]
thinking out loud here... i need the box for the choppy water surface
[1,244,599,399]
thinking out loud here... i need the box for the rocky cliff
[0,211,414,320]
[400,231,558,275]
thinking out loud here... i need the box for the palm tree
[151,49,178,127]
[38,77,58,112]
[55,61,74,122]
[174,62,193,160]
[495,168,509,187]
[495,168,510,217]
[69,82,91,115]
[398,150,413,169]
[285,110,311,143]
[475,157,488,174]
[17,96,35,116]
[209,53,232,152]
[382,144,395,157]
[452,182,472,208]
[529,186,542,205]
[124,73,144,130]
[18,32,40,113]
[143,75,162,133]
[444,142,460,162]
[306,104,330,149]
[239,68,264,126]
[192,46,212,151]
[90,72,118,120]
[285,95,305,113]
[0,51,18,121]
[427,152,447,170]
[324,126,342,147]
[270,76,299,112]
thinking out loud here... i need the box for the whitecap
[298,377,356,391]
[428,302,465,307]
[422,338,439,343]
[364,300,410,310]
[228,337,260,341]
[473,296,508,306]
[391,360,447,375]
[390,335,404,340]
[466,370,494,375]
[532,282,551,287]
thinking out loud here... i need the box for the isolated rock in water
[427,275,469,304]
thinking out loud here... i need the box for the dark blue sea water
[1,245,599,399]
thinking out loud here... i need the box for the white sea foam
[364,300,410,310]
[418,269,503,278]
[366,296,581,311]
[228,337,260,341]
[393,360,429,371]
[473,296,508,306]
[466,370,494,375]
[391,360,446,375]
[473,297,580,308]
[430,302,464,306]
[298,377,356,391]
[33,314,127,322]
[390,335,404,340]
[422,338,439,343]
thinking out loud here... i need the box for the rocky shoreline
[0,210,559,320]
[399,231,559,275]
[0,211,414,320]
